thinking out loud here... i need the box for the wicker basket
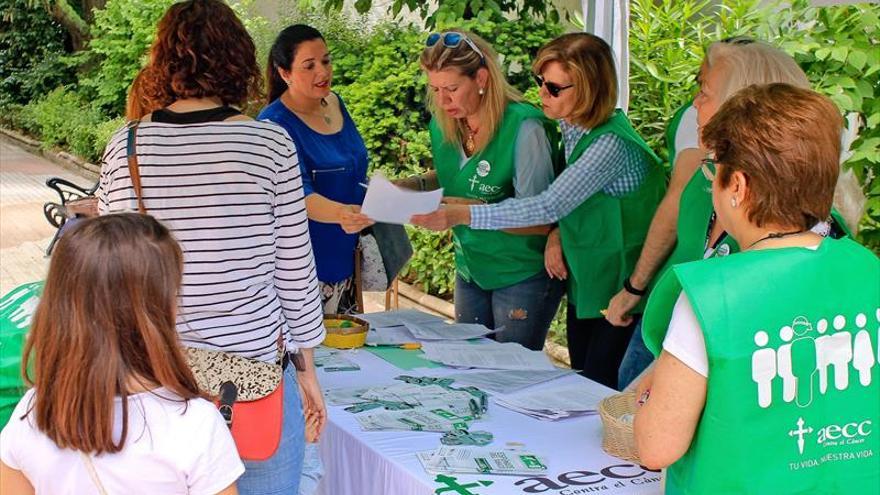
[323,314,369,349]
[598,391,640,462]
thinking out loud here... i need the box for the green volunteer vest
[643,237,880,494]
[432,102,561,290]
[559,110,666,318]
[654,169,853,287]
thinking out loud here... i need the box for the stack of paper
[421,342,557,371]
[446,369,575,394]
[356,407,472,432]
[358,309,446,329]
[324,381,483,417]
[403,321,499,341]
[365,325,417,346]
[418,446,549,476]
[313,347,360,372]
[493,381,611,420]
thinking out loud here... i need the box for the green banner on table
[0,282,43,429]
[365,346,442,370]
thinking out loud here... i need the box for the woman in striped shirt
[97,1,325,492]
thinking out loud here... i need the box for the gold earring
[731,197,737,208]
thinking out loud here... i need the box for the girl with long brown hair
[0,213,242,494]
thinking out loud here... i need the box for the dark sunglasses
[426,32,486,64]
[533,75,574,98]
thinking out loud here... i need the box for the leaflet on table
[356,407,472,432]
[417,446,548,476]
[493,380,612,420]
[421,342,557,371]
[313,347,360,372]
[358,309,446,329]
[446,369,576,394]
[365,325,417,346]
[360,172,443,224]
[325,382,479,416]
[403,320,502,340]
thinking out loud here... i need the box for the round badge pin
[716,244,731,257]
[476,160,491,177]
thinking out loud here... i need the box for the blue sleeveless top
[258,94,368,283]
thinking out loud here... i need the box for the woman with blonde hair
[399,29,565,351]
[412,33,667,389]
[611,39,852,389]
[634,83,878,493]
[0,214,243,494]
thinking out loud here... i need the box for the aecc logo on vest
[789,416,873,455]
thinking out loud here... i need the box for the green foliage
[320,0,559,29]
[0,0,76,108]
[403,227,456,295]
[757,0,880,250]
[76,0,175,114]
[452,17,563,93]
[627,0,764,162]
[17,87,110,162]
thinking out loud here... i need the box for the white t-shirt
[0,388,244,495]
[663,244,821,377]
[673,105,699,163]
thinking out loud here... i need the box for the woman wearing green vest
[412,33,666,390]
[398,30,564,351]
[613,39,851,389]
[634,84,879,494]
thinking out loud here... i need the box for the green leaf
[848,50,868,71]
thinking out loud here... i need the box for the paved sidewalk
[0,139,92,294]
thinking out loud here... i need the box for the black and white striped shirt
[98,121,325,361]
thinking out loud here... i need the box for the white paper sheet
[446,369,576,394]
[358,309,446,329]
[403,321,499,341]
[493,381,612,420]
[420,342,557,371]
[366,326,417,346]
[360,172,443,224]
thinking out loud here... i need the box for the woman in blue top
[260,25,374,314]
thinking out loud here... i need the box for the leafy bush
[0,0,76,108]
[77,0,175,114]
[404,227,457,295]
[758,0,880,249]
[18,87,111,163]
[627,0,764,161]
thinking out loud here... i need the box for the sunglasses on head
[426,32,486,64]
[721,35,755,45]
[533,74,574,98]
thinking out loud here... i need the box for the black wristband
[623,277,647,297]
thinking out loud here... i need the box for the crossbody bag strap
[126,120,146,214]
[80,452,109,495]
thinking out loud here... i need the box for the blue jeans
[237,365,305,495]
[455,271,565,351]
[617,321,655,390]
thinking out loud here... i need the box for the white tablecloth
[315,348,663,495]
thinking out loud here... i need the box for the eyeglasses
[426,32,486,64]
[700,157,717,181]
[533,75,574,98]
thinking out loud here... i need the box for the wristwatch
[623,277,647,297]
